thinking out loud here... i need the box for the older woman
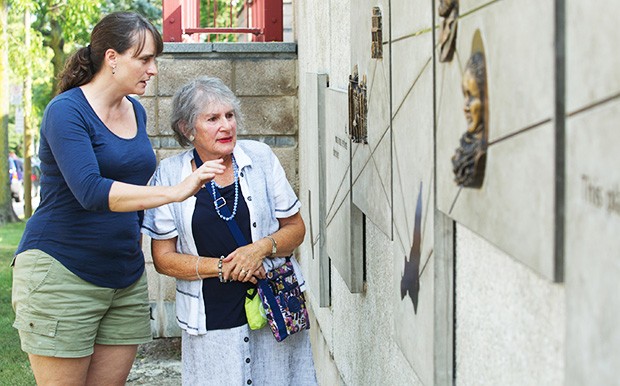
[142,76,317,385]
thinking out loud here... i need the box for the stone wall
[293,0,617,384]
[565,0,620,384]
[140,42,299,337]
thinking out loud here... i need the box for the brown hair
[58,12,163,93]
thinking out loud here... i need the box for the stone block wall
[140,42,299,337]
[294,1,567,385]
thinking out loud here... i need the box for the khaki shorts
[12,249,152,358]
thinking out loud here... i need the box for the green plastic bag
[245,287,267,330]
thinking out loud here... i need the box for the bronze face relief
[452,52,487,188]
[439,0,458,62]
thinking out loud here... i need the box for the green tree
[26,0,104,95]
[19,0,161,96]
[0,0,15,224]
[200,0,243,42]
[101,0,162,28]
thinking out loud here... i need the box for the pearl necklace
[210,155,239,221]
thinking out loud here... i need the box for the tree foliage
[8,0,161,99]
[5,0,162,135]
[200,0,243,42]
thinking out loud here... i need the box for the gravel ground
[127,338,182,385]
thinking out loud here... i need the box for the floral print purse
[257,258,310,342]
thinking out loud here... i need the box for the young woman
[11,12,225,385]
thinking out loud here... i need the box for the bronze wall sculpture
[348,65,368,144]
[439,0,458,62]
[452,52,487,188]
[371,7,383,59]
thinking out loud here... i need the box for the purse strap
[209,183,248,247]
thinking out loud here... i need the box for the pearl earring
[187,134,195,142]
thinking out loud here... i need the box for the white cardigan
[142,140,305,335]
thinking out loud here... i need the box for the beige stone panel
[567,0,620,112]
[349,0,394,237]
[565,100,620,386]
[326,195,354,283]
[392,239,435,385]
[459,0,501,14]
[142,235,176,301]
[298,73,326,304]
[392,176,435,385]
[455,225,565,384]
[145,265,159,301]
[351,58,392,236]
[272,146,299,192]
[436,57,464,215]
[149,273,177,303]
[234,59,297,96]
[139,96,158,137]
[239,96,297,135]
[156,58,233,96]
[328,222,422,385]
[156,97,174,136]
[144,75,157,97]
[296,0,332,79]
[351,133,391,234]
[392,65,435,257]
[443,123,555,279]
[325,88,351,235]
[391,34,433,122]
[391,0,432,40]
[324,87,364,291]
[329,0,352,90]
[392,48,435,382]
[143,236,180,338]
[156,148,186,162]
[457,0,555,141]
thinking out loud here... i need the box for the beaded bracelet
[217,256,225,283]
[195,256,203,280]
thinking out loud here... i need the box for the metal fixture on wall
[371,7,383,59]
[348,65,368,144]
[438,0,458,62]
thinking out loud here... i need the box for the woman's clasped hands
[221,243,268,284]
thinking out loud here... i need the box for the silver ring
[240,269,247,275]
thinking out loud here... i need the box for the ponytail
[58,46,95,94]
